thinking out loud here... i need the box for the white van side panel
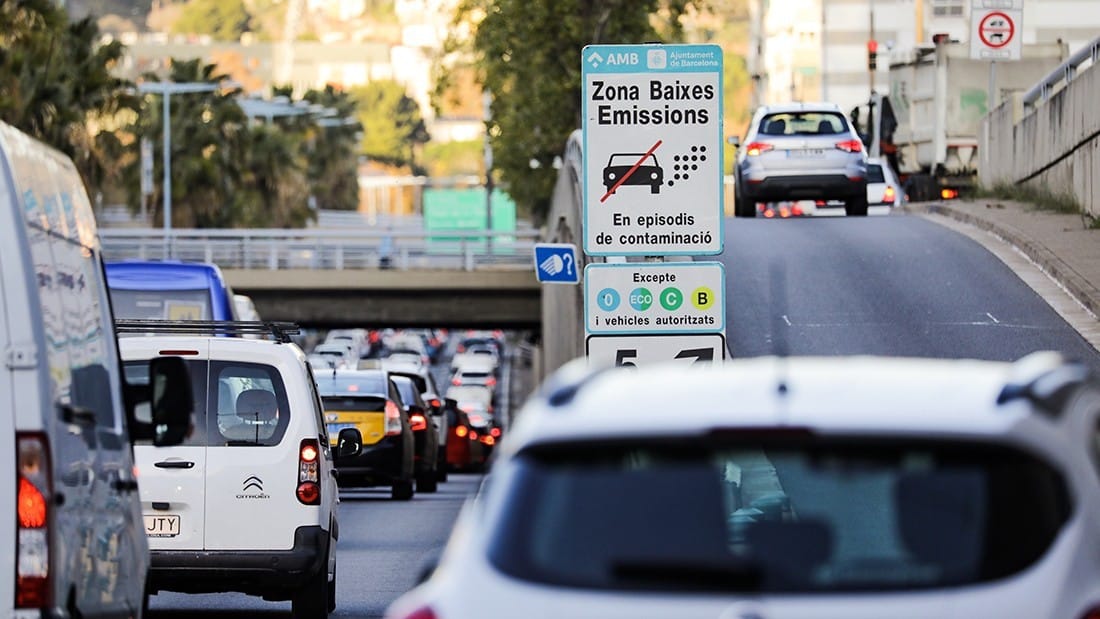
[0,122,148,617]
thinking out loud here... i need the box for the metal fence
[1023,35,1100,109]
[98,228,541,271]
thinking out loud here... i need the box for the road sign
[586,333,727,368]
[585,262,724,334]
[533,243,580,284]
[971,7,1021,60]
[582,44,723,256]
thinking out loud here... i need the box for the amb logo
[605,52,639,66]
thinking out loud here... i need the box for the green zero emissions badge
[584,262,725,335]
[581,43,724,257]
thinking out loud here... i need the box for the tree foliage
[172,0,252,40]
[301,85,362,211]
[442,0,705,222]
[350,79,430,174]
[0,0,137,200]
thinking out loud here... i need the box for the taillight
[297,438,321,506]
[469,431,478,440]
[490,428,501,438]
[791,203,805,216]
[16,433,51,609]
[410,413,428,432]
[941,188,959,199]
[883,186,896,202]
[384,400,403,436]
[428,398,441,409]
[454,425,468,438]
[485,376,497,388]
[835,139,863,153]
[480,436,496,446]
[744,141,773,156]
[451,377,461,386]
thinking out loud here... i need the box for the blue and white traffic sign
[533,243,580,284]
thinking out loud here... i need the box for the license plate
[787,149,825,158]
[144,514,180,538]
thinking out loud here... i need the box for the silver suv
[733,102,868,217]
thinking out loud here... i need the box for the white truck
[0,120,192,618]
[871,38,1067,201]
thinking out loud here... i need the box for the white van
[118,328,350,617]
[0,121,192,617]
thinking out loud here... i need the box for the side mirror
[127,356,194,446]
[336,428,363,458]
[727,135,741,148]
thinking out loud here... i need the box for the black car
[315,369,416,500]
[391,375,441,493]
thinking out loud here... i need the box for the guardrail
[99,228,541,271]
[1023,35,1100,109]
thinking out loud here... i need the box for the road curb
[903,201,1100,320]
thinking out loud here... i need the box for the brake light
[490,428,501,438]
[883,186,896,202]
[480,435,496,446]
[384,400,403,436]
[744,141,773,156]
[428,398,441,409]
[455,425,468,438]
[410,413,428,432]
[835,139,863,153]
[941,188,959,200]
[763,208,775,218]
[791,203,805,216]
[485,376,497,387]
[469,431,478,440]
[16,433,50,609]
[451,377,461,386]
[297,438,321,506]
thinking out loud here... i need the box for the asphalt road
[724,214,1100,369]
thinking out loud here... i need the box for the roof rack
[114,319,301,343]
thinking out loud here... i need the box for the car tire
[391,479,414,501]
[436,447,448,482]
[845,194,869,216]
[416,470,438,493]
[291,566,329,619]
[734,186,756,218]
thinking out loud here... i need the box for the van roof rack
[114,319,300,343]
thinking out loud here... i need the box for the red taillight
[490,428,501,438]
[384,400,403,436]
[451,377,461,386]
[410,413,428,432]
[883,186,896,202]
[469,431,478,440]
[835,139,863,153]
[454,425,468,438]
[428,398,441,409]
[791,203,805,216]
[763,208,775,218]
[16,433,50,609]
[396,605,439,619]
[480,436,496,446]
[297,439,321,505]
[297,482,321,504]
[941,188,959,200]
[744,141,773,156]
[485,376,497,387]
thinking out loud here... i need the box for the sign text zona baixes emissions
[592,79,716,126]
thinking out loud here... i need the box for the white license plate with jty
[144,514,180,538]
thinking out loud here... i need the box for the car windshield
[489,437,1069,593]
[110,288,212,320]
[759,112,847,136]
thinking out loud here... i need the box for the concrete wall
[980,56,1100,217]
[537,130,592,382]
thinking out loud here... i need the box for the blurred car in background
[325,328,372,360]
[867,156,905,208]
[315,369,416,500]
[313,341,358,369]
[385,362,451,483]
[391,374,441,494]
[441,397,489,473]
[388,353,1100,619]
[446,385,500,455]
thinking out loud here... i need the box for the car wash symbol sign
[582,44,723,256]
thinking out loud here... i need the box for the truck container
[886,38,1067,201]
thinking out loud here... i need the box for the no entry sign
[971,6,1022,60]
[581,44,724,256]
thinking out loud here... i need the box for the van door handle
[154,460,195,469]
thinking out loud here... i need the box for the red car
[443,398,492,472]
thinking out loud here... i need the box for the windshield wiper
[610,560,765,592]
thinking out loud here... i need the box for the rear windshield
[759,112,848,137]
[488,438,1069,593]
[126,359,291,446]
[867,164,886,183]
[111,288,212,320]
[315,372,387,396]
[322,396,387,413]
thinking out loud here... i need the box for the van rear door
[128,347,210,551]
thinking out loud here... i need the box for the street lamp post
[138,81,220,248]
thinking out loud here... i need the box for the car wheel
[416,470,438,493]
[291,566,329,619]
[734,187,756,218]
[436,447,448,482]
[845,194,868,216]
[391,479,414,501]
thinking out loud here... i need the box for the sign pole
[988,60,997,111]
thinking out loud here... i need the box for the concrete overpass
[225,267,541,329]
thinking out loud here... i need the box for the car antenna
[769,262,791,396]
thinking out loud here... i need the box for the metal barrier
[98,228,541,271]
[1023,35,1100,109]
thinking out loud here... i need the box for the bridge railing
[99,228,541,271]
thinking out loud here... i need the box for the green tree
[301,85,362,211]
[0,0,137,200]
[351,80,430,174]
[442,0,704,222]
[172,0,252,40]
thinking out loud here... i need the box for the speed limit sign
[586,333,727,368]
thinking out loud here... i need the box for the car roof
[757,102,844,115]
[505,355,1083,454]
[119,334,297,358]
